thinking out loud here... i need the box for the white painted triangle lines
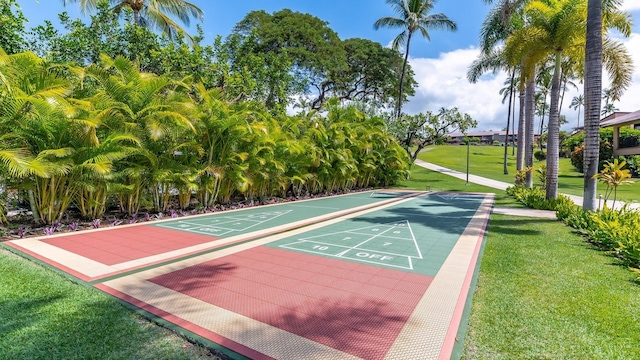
[157,210,292,237]
[279,220,423,270]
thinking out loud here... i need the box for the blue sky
[20,0,491,58]
[16,1,640,131]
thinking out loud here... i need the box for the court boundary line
[4,190,424,282]
[95,192,494,360]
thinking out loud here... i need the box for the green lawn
[418,145,640,202]
[0,249,216,360]
[464,215,640,359]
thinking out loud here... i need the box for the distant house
[600,110,640,156]
[447,131,540,145]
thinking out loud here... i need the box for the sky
[17,0,640,132]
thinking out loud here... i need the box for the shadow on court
[349,194,489,237]
[116,277,409,360]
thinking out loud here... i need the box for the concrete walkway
[414,159,639,213]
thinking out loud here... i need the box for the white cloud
[622,0,640,12]
[405,31,640,132]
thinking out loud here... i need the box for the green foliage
[505,185,572,211]
[0,0,26,54]
[556,198,640,271]
[514,167,533,186]
[570,141,614,173]
[566,127,640,174]
[535,163,547,189]
[592,159,635,208]
[0,51,409,223]
[534,150,546,161]
[394,108,477,162]
[588,206,640,268]
[0,192,6,224]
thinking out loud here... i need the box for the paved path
[414,159,639,212]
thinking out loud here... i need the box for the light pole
[465,135,470,185]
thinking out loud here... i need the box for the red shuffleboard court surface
[97,193,494,359]
[3,191,415,282]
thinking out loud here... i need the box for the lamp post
[465,134,470,185]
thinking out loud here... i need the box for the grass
[463,215,640,359]
[0,249,215,360]
[418,145,640,202]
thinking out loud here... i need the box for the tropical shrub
[514,167,533,186]
[570,141,613,173]
[592,159,635,209]
[534,150,546,161]
[556,200,640,272]
[566,127,640,174]
[536,164,547,190]
[0,51,411,224]
[505,185,572,211]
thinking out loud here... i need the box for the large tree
[227,9,345,113]
[0,0,27,54]
[63,0,203,40]
[504,0,632,198]
[374,0,456,118]
[312,38,416,111]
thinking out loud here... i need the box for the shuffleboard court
[2,190,417,281]
[97,192,494,360]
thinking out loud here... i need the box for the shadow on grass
[487,218,557,236]
[0,295,63,334]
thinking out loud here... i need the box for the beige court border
[100,193,494,359]
[385,194,494,359]
[6,191,417,280]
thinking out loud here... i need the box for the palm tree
[601,87,615,107]
[570,94,584,128]
[374,0,456,118]
[504,0,632,199]
[583,0,631,210]
[601,103,619,117]
[468,48,514,175]
[63,0,204,40]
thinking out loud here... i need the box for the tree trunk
[512,90,517,155]
[546,52,562,199]
[28,189,41,223]
[577,105,581,128]
[583,0,603,211]
[504,69,515,175]
[525,79,535,188]
[396,31,413,119]
[539,92,546,150]
[517,89,526,170]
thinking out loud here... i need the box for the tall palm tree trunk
[396,32,413,119]
[577,105,581,128]
[583,0,603,211]
[517,89,526,170]
[504,69,515,175]
[539,94,547,150]
[546,53,562,199]
[525,79,535,188]
[512,91,517,156]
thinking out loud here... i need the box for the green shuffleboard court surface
[150,190,418,238]
[266,192,487,276]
